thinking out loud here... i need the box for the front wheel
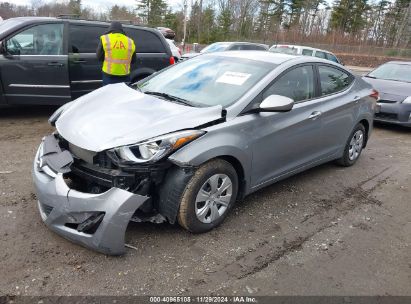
[337,123,366,167]
[177,159,238,233]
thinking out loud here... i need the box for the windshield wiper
[365,75,376,79]
[143,91,193,107]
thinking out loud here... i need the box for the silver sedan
[33,51,378,254]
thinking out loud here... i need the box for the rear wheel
[177,159,238,233]
[337,123,366,167]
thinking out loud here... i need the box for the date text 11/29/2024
[149,296,257,303]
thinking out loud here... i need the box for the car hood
[181,52,200,58]
[56,83,223,152]
[362,77,411,102]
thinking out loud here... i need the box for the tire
[337,123,366,167]
[177,159,238,233]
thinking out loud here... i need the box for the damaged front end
[32,133,193,255]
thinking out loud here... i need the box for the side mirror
[259,95,294,112]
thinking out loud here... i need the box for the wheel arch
[158,152,249,225]
[358,118,371,147]
[216,155,246,200]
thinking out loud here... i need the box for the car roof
[385,61,411,65]
[212,41,268,47]
[206,50,348,68]
[271,44,335,54]
[207,51,296,64]
[3,16,159,33]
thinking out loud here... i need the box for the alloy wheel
[195,174,233,224]
[348,130,364,161]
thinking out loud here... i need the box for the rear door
[313,64,357,156]
[124,28,171,81]
[68,23,107,99]
[0,22,70,105]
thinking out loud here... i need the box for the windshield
[367,63,411,83]
[137,55,275,108]
[200,43,231,53]
[269,46,298,55]
[0,19,22,33]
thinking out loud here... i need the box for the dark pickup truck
[0,17,174,105]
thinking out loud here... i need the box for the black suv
[0,17,174,105]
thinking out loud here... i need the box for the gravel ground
[0,105,410,296]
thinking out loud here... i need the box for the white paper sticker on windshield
[216,71,251,86]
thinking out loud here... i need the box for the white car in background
[269,44,342,64]
[166,39,181,61]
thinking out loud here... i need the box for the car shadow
[0,105,58,119]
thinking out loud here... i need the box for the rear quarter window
[315,51,326,59]
[302,49,313,56]
[69,24,107,53]
[325,52,339,63]
[319,65,353,96]
[125,29,166,53]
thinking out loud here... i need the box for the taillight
[169,56,175,65]
[370,89,379,101]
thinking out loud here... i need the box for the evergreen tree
[136,0,167,26]
[68,0,81,16]
[330,0,370,34]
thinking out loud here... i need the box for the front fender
[168,125,253,194]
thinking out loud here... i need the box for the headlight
[48,101,73,126]
[113,130,205,164]
[402,96,411,104]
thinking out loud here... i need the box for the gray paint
[56,83,223,151]
[363,62,411,127]
[33,145,148,255]
[33,52,375,254]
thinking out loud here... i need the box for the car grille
[375,112,398,120]
[378,99,397,104]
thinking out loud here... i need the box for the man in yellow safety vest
[96,22,136,85]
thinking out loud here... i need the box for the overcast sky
[2,0,184,13]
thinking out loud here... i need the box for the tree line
[0,0,410,48]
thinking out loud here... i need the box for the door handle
[354,96,360,103]
[47,62,64,67]
[308,111,322,120]
[73,59,86,63]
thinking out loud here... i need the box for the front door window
[6,23,63,55]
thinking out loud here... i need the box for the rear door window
[264,65,315,102]
[69,24,107,53]
[318,65,353,96]
[254,45,267,50]
[241,44,266,50]
[125,28,166,53]
[228,44,242,50]
[302,49,313,56]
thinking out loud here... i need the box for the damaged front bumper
[32,136,150,255]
